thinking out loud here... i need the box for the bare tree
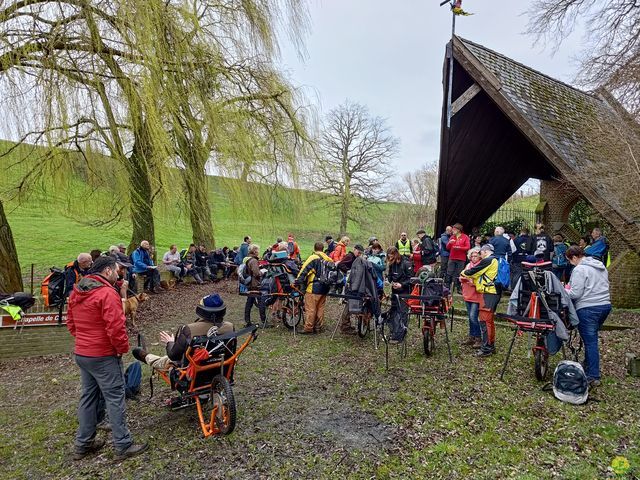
[527,0,640,118]
[314,101,398,235]
[399,162,438,228]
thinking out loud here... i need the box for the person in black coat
[385,247,413,343]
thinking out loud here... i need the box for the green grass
[0,288,638,479]
[0,140,406,272]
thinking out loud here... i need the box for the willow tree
[0,0,174,248]
[142,0,310,248]
[0,200,22,292]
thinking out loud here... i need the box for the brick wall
[609,250,640,308]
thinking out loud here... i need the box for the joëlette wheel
[423,328,434,356]
[357,313,371,338]
[534,349,549,381]
[210,374,236,435]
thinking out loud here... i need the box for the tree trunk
[0,199,24,292]
[127,140,155,252]
[183,147,215,249]
[339,180,350,236]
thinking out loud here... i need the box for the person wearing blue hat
[132,293,234,372]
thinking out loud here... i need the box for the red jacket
[446,233,471,262]
[460,261,483,304]
[67,274,129,357]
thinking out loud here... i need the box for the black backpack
[550,361,588,405]
[41,267,66,307]
[421,236,437,264]
[315,259,337,286]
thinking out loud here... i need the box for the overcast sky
[278,0,584,176]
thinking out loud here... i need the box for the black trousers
[244,294,266,326]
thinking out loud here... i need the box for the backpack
[553,243,568,267]
[41,267,66,307]
[550,361,588,405]
[237,259,253,286]
[421,236,437,264]
[124,362,142,399]
[496,257,510,289]
[315,258,337,286]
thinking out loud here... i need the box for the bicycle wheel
[357,313,371,338]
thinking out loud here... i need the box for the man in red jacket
[67,256,148,461]
[446,223,471,293]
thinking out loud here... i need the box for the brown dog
[160,278,177,290]
[124,292,149,330]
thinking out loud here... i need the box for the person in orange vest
[65,253,93,298]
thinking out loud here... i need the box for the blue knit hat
[201,293,224,310]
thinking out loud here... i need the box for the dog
[124,292,149,330]
[160,278,177,290]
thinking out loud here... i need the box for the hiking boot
[132,347,148,363]
[461,336,475,346]
[297,329,314,335]
[114,443,149,461]
[96,420,112,432]
[472,339,483,349]
[476,349,495,357]
[589,379,601,390]
[72,437,106,461]
[314,326,326,334]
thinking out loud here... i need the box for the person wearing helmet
[132,294,234,371]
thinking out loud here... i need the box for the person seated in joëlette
[132,294,234,372]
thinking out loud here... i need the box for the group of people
[62,223,613,462]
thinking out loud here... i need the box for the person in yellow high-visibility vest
[395,232,412,259]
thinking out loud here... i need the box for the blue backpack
[496,257,510,289]
[553,243,568,267]
[124,362,142,399]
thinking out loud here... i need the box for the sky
[277,0,585,178]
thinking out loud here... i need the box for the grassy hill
[0,141,407,272]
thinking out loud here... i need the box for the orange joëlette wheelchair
[155,324,258,437]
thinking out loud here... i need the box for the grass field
[0,283,638,479]
[0,140,406,273]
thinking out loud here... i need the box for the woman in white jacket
[566,246,612,386]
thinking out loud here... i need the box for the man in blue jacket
[489,226,512,260]
[438,226,452,281]
[131,240,160,293]
[235,236,252,265]
[585,228,609,264]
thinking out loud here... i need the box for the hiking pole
[500,326,519,381]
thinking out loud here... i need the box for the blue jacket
[235,242,249,265]
[439,233,451,257]
[489,235,511,259]
[131,247,154,274]
[585,237,607,259]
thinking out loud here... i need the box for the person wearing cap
[325,235,337,256]
[446,223,470,293]
[461,244,500,357]
[395,232,412,259]
[132,293,234,372]
[295,242,334,334]
[66,256,148,461]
